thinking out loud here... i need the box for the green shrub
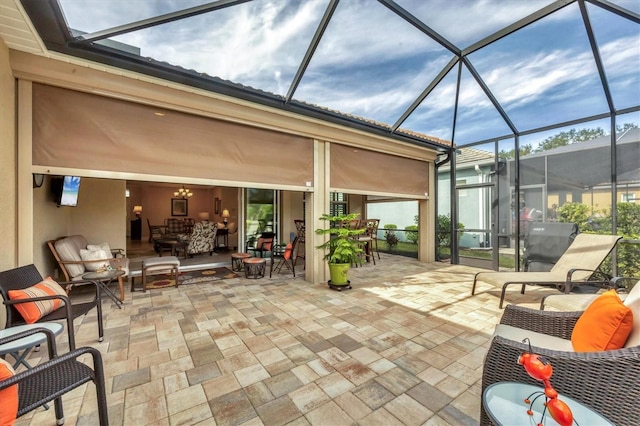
[383,224,398,250]
[406,225,418,244]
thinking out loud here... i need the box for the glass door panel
[457,186,494,269]
[245,188,278,247]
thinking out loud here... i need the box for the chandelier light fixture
[174,185,193,198]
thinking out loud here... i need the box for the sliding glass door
[245,188,278,246]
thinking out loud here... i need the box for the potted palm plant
[315,213,365,289]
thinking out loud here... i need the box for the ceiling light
[174,186,193,198]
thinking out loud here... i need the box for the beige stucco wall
[33,177,127,277]
[0,39,16,272]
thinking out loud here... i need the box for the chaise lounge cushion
[622,281,640,347]
[571,289,633,351]
[493,324,574,352]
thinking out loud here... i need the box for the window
[330,192,347,216]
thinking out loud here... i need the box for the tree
[498,144,533,160]
[534,128,606,152]
[497,123,638,159]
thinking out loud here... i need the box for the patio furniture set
[1,227,637,424]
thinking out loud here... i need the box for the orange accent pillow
[571,289,634,352]
[0,357,18,425]
[283,243,293,260]
[7,277,67,324]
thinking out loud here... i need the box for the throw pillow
[0,358,18,425]
[87,243,113,258]
[7,277,67,324]
[283,242,293,260]
[571,289,634,351]
[80,248,110,272]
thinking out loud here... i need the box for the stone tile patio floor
[16,254,561,426]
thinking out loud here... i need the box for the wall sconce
[33,173,45,188]
[133,205,142,219]
[221,209,230,227]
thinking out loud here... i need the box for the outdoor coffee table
[156,238,188,259]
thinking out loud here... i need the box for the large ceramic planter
[328,263,351,285]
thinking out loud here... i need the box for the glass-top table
[483,381,612,426]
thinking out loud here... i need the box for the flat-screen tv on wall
[51,176,81,207]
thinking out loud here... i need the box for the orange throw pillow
[0,357,18,425]
[7,277,67,324]
[572,289,633,352]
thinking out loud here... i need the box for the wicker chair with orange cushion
[0,326,108,425]
[480,281,640,425]
[0,264,103,350]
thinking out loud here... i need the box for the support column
[17,80,33,266]
[308,139,330,284]
[418,161,436,262]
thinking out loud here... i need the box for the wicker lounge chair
[0,264,103,350]
[481,297,640,426]
[472,233,622,308]
[0,327,108,425]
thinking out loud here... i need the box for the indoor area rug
[144,267,238,290]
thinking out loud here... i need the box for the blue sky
[59,0,640,147]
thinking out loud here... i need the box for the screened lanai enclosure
[18,0,640,273]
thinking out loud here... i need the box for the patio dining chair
[472,233,622,308]
[270,237,298,278]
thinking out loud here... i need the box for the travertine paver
[17,254,560,425]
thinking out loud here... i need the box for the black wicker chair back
[0,264,103,350]
[0,327,108,425]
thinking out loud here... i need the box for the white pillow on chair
[80,248,110,271]
[87,243,113,257]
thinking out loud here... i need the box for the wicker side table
[243,257,266,279]
[231,252,252,272]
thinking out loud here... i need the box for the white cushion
[87,243,112,257]
[80,248,110,272]
[54,237,86,278]
[493,324,575,352]
[623,281,640,347]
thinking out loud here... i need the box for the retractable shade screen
[330,143,429,198]
[32,84,313,187]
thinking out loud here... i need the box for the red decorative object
[518,338,575,426]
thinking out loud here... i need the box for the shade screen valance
[32,83,313,187]
[330,144,429,197]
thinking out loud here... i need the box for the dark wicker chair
[0,264,103,350]
[0,327,108,425]
[481,305,640,425]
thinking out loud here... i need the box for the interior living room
[1,1,638,425]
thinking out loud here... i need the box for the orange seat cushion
[571,289,634,352]
[0,358,18,425]
[7,277,67,324]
